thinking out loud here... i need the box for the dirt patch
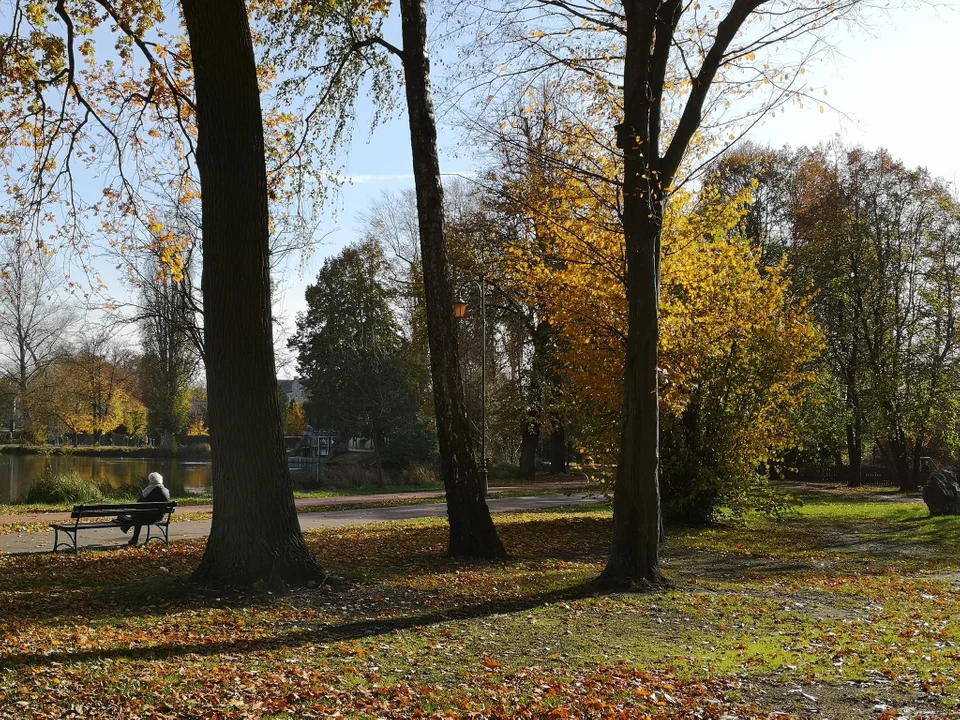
[780,483,924,504]
[750,678,958,719]
[665,545,820,582]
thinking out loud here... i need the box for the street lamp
[453,281,489,498]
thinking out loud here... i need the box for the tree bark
[181,0,325,587]
[846,422,862,487]
[549,423,567,474]
[600,205,663,587]
[599,0,668,587]
[398,0,505,558]
[518,423,539,481]
[892,430,916,492]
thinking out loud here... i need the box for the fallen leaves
[0,500,957,718]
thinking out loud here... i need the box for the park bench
[51,502,177,553]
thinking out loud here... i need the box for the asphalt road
[0,493,604,554]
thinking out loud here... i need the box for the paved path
[0,481,588,527]
[0,492,603,554]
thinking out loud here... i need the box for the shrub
[399,464,439,487]
[24,471,104,504]
[178,443,212,460]
[324,464,379,488]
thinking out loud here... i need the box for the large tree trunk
[398,0,505,558]
[182,0,325,587]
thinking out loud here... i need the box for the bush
[398,464,439,487]
[323,464,381,488]
[178,443,212,460]
[24,471,104,504]
[487,462,521,483]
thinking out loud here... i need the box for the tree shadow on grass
[0,516,614,625]
[0,580,603,671]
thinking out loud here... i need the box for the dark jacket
[137,485,171,524]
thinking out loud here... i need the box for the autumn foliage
[490,102,821,521]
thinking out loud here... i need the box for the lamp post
[453,278,489,498]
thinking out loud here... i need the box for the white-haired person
[117,472,171,546]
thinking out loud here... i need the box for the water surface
[0,455,325,503]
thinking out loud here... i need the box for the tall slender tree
[604,0,865,586]
[139,256,199,448]
[255,0,506,557]
[395,0,505,557]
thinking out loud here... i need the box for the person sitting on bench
[117,472,171,546]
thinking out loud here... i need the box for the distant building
[278,378,310,406]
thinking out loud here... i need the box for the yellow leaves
[25,1,48,26]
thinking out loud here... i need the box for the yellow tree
[495,99,821,525]
[285,401,307,437]
[52,341,144,442]
[459,0,869,583]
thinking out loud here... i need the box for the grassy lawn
[0,485,446,514]
[0,486,957,718]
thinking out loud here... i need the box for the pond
[0,454,325,503]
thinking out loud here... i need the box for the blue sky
[272,0,960,332]
[37,0,954,354]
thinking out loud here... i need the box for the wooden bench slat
[71,502,176,519]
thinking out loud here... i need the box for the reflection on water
[0,455,328,503]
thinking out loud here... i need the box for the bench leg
[143,523,170,546]
[52,528,78,553]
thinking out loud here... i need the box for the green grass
[0,443,210,458]
[2,485,957,718]
[1,479,589,515]
[23,471,105,504]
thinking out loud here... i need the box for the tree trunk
[518,423,538,481]
[881,432,914,492]
[846,422,862,488]
[519,319,551,481]
[599,0,663,586]
[549,423,567,474]
[600,201,663,587]
[910,436,923,491]
[181,0,325,587]
[372,429,385,486]
[891,431,915,492]
[398,0,505,558]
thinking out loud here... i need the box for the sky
[21,0,955,360]
[271,0,960,333]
